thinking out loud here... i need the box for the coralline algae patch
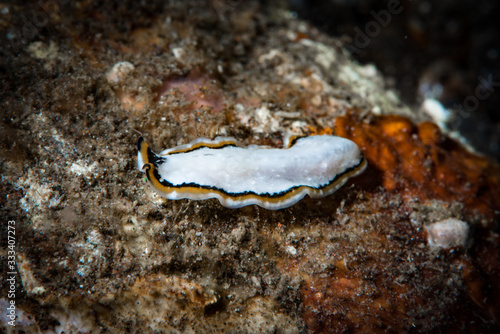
[106,64,234,139]
[151,70,233,138]
[155,69,226,113]
[335,112,500,223]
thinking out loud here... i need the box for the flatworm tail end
[307,154,367,200]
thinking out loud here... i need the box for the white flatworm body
[137,135,366,210]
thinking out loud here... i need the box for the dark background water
[288,0,500,161]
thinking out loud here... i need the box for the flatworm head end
[137,137,157,175]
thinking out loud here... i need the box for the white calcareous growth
[137,135,367,210]
[425,218,470,249]
[106,61,135,83]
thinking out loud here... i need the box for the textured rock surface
[1,1,499,333]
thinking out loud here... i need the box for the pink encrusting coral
[156,69,226,113]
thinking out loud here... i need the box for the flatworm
[137,135,367,210]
